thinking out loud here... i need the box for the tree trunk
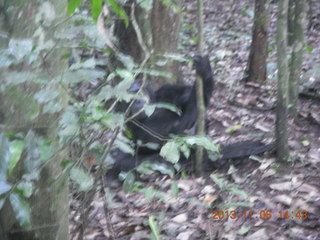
[245,0,269,83]
[0,1,69,239]
[195,0,205,176]
[114,0,181,88]
[287,0,295,46]
[288,0,307,118]
[276,0,290,161]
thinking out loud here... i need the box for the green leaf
[2,71,38,86]
[137,161,174,177]
[16,181,33,198]
[225,124,242,134]
[70,167,94,192]
[238,226,250,235]
[0,181,12,195]
[149,216,160,240]
[171,180,179,198]
[59,110,80,141]
[146,103,181,116]
[210,174,226,190]
[9,140,24,174]
[136,69,173,79]
[59,69,105,84]
[68,0,83,15]
[179,143,190,159]
[0,134,10,181]
[117,54,136,70]
[123,171,136,193]
[39,141,54,162]
[9,193,31,228]
[162,53,188,62]
[306,45,313,53]
[106,0,129,27]
[301,139,310,147]
[183,136,219,153]
[69,58,97,70]
[160,141,180,164]
[8,39,33,61]
[91,0,103,22]
[229,187,248,199]
[115,139,134,155]
[34,89,60,104]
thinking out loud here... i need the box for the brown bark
[288,0,307,118]
[245,0,269,83]
[114,0,181,88]
[276,0,289,161]
[195,0,205,176]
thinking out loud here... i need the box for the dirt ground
[70,1,320,239]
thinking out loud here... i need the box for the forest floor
[70,1,320,239]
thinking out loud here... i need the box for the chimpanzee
[127,55,214,150]
[108,54,274,177]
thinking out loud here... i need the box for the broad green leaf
[106,0,129,27]
[70,167,94,192]
[136,69,173,79]
[0,134,10,181]
[116,69,135,82]
[91,0,103,22]
[144,104,156,117]
[9,140,24,174]
[34,89,60,104]
[39,141,54,162]
[59,69,105,84]
[115,139,134,155]
[160,141,180,164]
[183,136,219,152]
[10,193,31,228]
[43,101,63,114]
[68,0,83,15]
[117,54,135,70]
[8,39,33,61]
[17,181,33,198]
[179,143,190,159]
[101,113,125,130]
[69,58,96,70]
[59,110,80,140]
[137,161,174,177]
[0,181,12,195]
[123,171,136,193]
[142,142,160,150]
[2,71,39,86]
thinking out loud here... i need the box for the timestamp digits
[211,210,308,220]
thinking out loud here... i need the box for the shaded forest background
[0,0,319,239]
